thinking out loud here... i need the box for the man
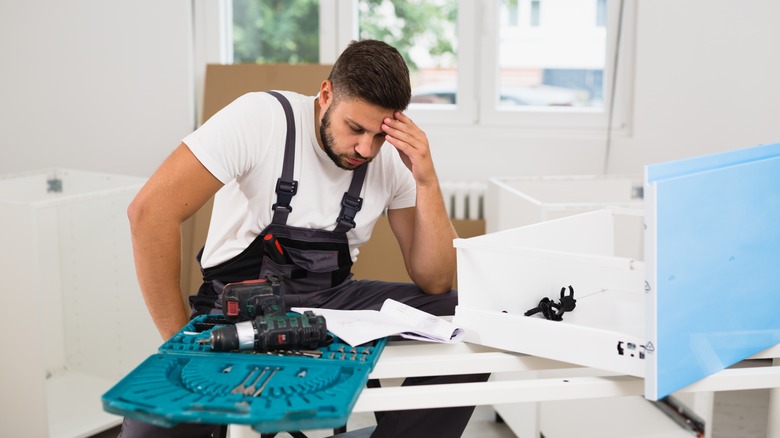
[123,40,486,438]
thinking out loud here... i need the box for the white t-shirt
[183,91,416,269]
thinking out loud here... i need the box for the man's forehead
[336,98,394,130]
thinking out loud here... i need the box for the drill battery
[222,276,283,323]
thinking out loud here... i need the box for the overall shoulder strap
[266,91,297,225]
[333,164,368,233]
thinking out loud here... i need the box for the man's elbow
[413,272,455,295]
[127,196,146,231]
[127,195,160,235]
[424,283,454,295]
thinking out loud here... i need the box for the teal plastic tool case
[102,315,386,433]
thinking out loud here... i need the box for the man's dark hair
[328,40,411,111]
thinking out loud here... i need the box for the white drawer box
[456,208,647,377]
[485,174,643,234]
[455,143,780,401]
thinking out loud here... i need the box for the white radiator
[441,181,486,220]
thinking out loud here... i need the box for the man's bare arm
[383,112,457,294]
[127,143,223,340]
[387,204,457,294]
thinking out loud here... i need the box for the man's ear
[319,80,334,108]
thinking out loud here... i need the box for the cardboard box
[200,64,335,125]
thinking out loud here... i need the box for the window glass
[358,0,458,105]
[232,0,319,63]
[499,0,605,108]
[596,0,607,27]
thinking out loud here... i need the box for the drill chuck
[205,319,257,351]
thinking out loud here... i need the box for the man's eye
[351,126,364,134]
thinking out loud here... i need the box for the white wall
[0,0,195,178]
[608,0,780,175]
[1,0,778,182]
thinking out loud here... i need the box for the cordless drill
[198,276,331,352]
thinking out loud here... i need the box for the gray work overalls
[190,91,368,316]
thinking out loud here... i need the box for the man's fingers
[382,123,414,145]
[383,114,424,145]
[384,134,410,153]
[392,111,418,129]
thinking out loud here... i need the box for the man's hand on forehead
[381,111,438,186]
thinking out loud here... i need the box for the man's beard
[320,105,369,171]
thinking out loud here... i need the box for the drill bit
[252,367,280,397]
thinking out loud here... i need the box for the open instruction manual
[292,299,465,347]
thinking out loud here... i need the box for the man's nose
[355,134,375,158]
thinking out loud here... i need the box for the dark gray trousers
[119,280,489,438]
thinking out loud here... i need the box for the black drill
[197,277,331,352]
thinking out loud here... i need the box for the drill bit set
[101,314,386,433]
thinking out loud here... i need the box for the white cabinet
[0,169,160,438]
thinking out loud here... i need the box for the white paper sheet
[292,298,465,347]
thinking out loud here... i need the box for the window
[530,0,541,27]
[481,0,633,131]
[596,0,607,27]
[232,0,319,63]
[498,0,605,109]
[220,0,634,132]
